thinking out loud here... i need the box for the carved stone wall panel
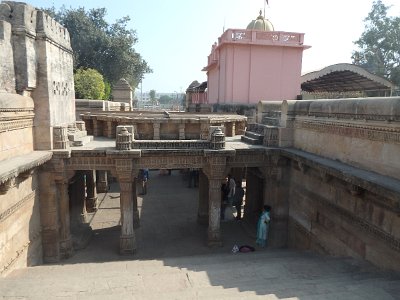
[138,155,205,169]
[297,120,400,145]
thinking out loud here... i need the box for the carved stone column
[132,175,140,228]
[69,171,87,229]
[92,119,100,136]
[96,170,108,193]
[259,157,289,248]
[55,179,73,258]
[179,123,185,140]
[104,121,113,138]
[85,170,98,212]
[115,159,137,254]
[153,123,160,140]
[197,169,209,225]
[119,180,136,254]
[203,154,229,247]
[207,178,222,246]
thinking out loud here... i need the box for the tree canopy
[45,6,151,88]
[74,68,106,99]
[352,0,400,87]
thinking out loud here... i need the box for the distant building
[202,11,310,105]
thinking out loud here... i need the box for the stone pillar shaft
[197,170,209,225]
[56,179,73,258]
[132,177,140,228]
[208,178,222,246]
[119,181,136,254]
[153,123,160,140]
[85,170,98,212]
[96,170,108,193]
[179,123,185,140]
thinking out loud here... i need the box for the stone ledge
[0,151,52,184]
[281,148,400,208]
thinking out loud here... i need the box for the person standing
[256,205,271,247]
[234,181,245,220]
[227,174,236,206]
[139,168,149,195]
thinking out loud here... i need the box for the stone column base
[86,197,98,212]
[207,229,222,247]
[120,235,136,254]
[133,210,140,229]
[60,238,74,258]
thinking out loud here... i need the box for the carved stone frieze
[296,120,400,144]
[0,192,35,223]
[138,155,204,169]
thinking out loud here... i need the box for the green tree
[74,68,105,99]
[159,95,173,104]
[149,89,157,105]
[352,0,400,86]
[44,6,151,87]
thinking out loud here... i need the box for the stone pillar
[69,171,87,229]
[207,178,222,246]
[243,168,263,222]
[153,123,160,140]
[85,170,98,212]
[39,171,60,262]
[132,176,140,228]
[179,123,185,140]
[93,119,100,136]
[115,158,137,254]
[55,179,73,258]
[104,121,113,138]
[96,170,108,193]
[200,123,209,140]
[197,170,209,225]
[262,163,289,248]
[119,180,136,254]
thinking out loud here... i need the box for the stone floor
[1,170,399,299]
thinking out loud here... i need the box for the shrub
[74,68,105,99]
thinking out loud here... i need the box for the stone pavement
[1,170,400,299]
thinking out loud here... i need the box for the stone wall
[0,1,75,150]
[0,1,71,276]
[0,173,43,277]
[0,94,34,160]
[270,97,400,271]
[285,97,400,180]
[286,159,400,271]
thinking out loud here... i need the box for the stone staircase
[1,249,399,299]
[68,129,93,147]
[241,130,264,145]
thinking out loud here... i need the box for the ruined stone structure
[0,1,399,279]
[111,78,135,109]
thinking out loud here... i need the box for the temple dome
[246,10,274,31]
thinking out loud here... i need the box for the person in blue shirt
[139,168,149,195]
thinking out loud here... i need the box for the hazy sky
[25,0,400,93]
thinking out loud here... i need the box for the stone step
[68,130,88,140]
[241,135,262,145]
[70,135,93,147]
[244,130,264,140]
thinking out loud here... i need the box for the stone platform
[0,170,399,299]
